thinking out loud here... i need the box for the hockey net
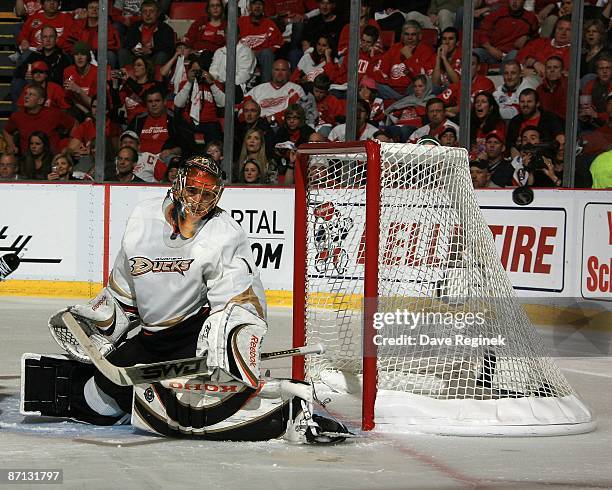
[293,141,595,436]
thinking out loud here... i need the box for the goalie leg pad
[131,375,300,441]
[198,303,267,389]
[131,375,350,443]
[20,353,127,425]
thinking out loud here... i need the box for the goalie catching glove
[48,288,140,363]
[196,302,267,389]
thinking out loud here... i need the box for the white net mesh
[300,142,577,404]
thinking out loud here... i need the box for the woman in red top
[184,0,226,71]
[470,91,506,159]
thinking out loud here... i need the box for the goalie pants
[94,313,204,413]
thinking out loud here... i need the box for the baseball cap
[485,129,505,142]
[470,160,490,171]
[417,136,440,146]
[167,156,183,169]
[31,61,49,72]
[359,76,376,90]
[120,130,140,141]
[440,126,457,138]
[249,0,264,4]
[275,141,297,151]
[73,41,91,55]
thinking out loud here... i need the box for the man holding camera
[510,126,563,187]
[173,54,224,148]
[505,88,564,158]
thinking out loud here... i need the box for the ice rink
[1,297,611,489]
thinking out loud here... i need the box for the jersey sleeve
[204,222,267,320]
[269,21,285,52]
[107,247,137,307]
[17,15,34,45]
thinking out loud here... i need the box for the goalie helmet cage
[292,140,595,436]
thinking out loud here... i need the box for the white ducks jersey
[108,198,266,331]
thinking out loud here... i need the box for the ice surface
[1,297,611,489]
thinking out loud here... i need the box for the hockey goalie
[21,155,349,443]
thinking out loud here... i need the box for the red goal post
[293,141,382,430]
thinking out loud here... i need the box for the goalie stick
[62,312,325,386]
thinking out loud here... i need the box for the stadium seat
[169,2,206,20]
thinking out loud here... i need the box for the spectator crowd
[0,0,611,187]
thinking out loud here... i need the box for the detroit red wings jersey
[138,114,170,154]
[185,18,226,52]
[245,81,305,118]
[63,64,98,104]
[108,198,267,331]
[17,11,74,50]
[375,42,436,91]
[237,17,284,52]
[132,152,163,183]
[323,51,381,85]
[440,75,496,107]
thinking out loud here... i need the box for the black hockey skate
[305,413,353,444]
[0,253,19,281]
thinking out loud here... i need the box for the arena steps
[0,8,18,133]
[0,50,13,78]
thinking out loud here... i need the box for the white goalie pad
[197,303,267,389]
[48,288,139,363]
[131,374,314,441]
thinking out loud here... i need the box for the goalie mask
[171,155,224,219]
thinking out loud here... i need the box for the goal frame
[291,140,595,436]
[293,140,382,431]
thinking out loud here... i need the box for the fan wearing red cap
[359,76,385,124]
[17,61,70,111]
